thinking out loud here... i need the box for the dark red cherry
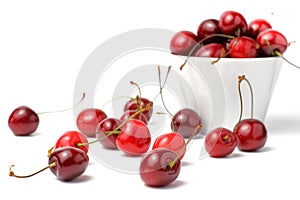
[116,119,151,155]
[171,108,202,138]
[96,118,121,149]
[120,110,148,125]
[8,106,39,136]
[256,29,288,57]
[124,97,153,122]
[76,108,107,138]
[170,30,199,56]
[219,10,248,36]
[197,19,224,44]
[54,131,89,153]
[194,43,226,58]
[205,127,237,158]
[139,148,181,187]
[228,36,258,58]
[233,118,267,151]
[152,132,186,160]
[248,19,272,39]
[48,146,89,181]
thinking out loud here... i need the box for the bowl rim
[177,55,282,62]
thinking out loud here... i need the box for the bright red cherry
[256,29,288,57]
[171,108,202,138]
[124,97,153,122]
[219,10,248,36]
[116,119,151,155]
[248,19,272,39]
[139,148,181,187]
[96,118,121,149]
[205,127,237,158]
[194,43,226,58]
[228,36,258,58]
[54,131,89,153]
[152,132,186,160]
[76,108,107,138]
[233,119,267,151]
[170,30,199,56]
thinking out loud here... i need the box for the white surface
[1,0,300,199]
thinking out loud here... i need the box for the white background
[1,0,300,199]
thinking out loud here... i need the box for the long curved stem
[274,51,300,70]
[237,75,254,122]
[9,162,57,178]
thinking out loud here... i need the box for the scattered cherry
[76,108,107,138]
[96,118,121,149]
[120,110,148,125]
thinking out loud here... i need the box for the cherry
[228,36,258,58]
[219,10,248,36]
[116,119,151,155]
[8,92,85,136]
[233,75,267,151]
[9,146,89,182]
[139,148,181,187]
[194,43,226,58]
[171,108,202,138]
[53,130,89,154]
[170,30,199,56]
[152,132,186,160]
[96,118,121,149]
[76,108,107,138]
[197,19,224,44]
[8,106,39,136]
[248,19,272,39]
[120,110,148,125]
[205,127,237,158]
[256,29,288,57]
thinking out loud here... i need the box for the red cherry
[116,119,151,155]
[48,147,89,181]
[124,97,153,122]
[194,43,226,58]
[96,118,121,149]
[228,36,258,58]
[219,10,248,36]
[120,110,148,125]
[54,131,89,153]
[139,148,181,187]
[8,106,39,136]
[170,30,199,56]
[248,19,272,39]
[152,132,186,160]
[205,127,237,158]
[256,29,288,56]
[76,108,107,138]
[233,119,267,151]
[197,19,223,44]
[171,108,202,138]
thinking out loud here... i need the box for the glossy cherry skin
[54,131,89,153]
[8,106,39,136]
[120,110,148,125]
[228,36,258,58]
[171,108,202,138]
[116,119,151,155]
[48,146,89,181]
[76,108,107,137]
[152,132,186,160]
[96,118,121,149]
[256,29,288,57]
[248,19,272,39]
[197,19,223,44]
[233,118,267,151]
[170,30,199,56]
[219,10,248,36]
[139,148,181,187]
[194,43,226,58]
[205,127,237,158]
[124,97,153,121]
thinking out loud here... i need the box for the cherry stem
[37,92,86,115]
[9,162,57,178]
[237,75,254,123]
[130,81,142,100]
[274,51,300,70]
[156,111,175,132]
[76,102,153,147]
[179,33,235,70]
[168,124,202,169]
[157,65,174,118]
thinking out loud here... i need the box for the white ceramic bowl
[178,56,282,135]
